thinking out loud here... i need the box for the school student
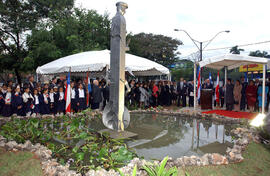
[40,88,50,115]
[33,89,41,116]
[56,87,65,115]
[2,86,13,117]
[0,87,4,114]
[77,83,86,112]
[22,87,34,116]
[49,88,57,115]
[71,82,78,113]
[12,86,24,116]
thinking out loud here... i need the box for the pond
[89,113,237,160]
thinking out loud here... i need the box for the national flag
[197,66,201,101]
[209,72,212,83]
[65,71,71,113]
[215,71,220,104]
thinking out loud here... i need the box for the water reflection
[88,113,236,160]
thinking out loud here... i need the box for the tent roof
[199,54,268,70]
[36,50,169,76]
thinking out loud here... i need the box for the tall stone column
[102,2,130,131]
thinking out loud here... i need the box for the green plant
[142,156,178,176]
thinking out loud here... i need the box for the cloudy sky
[76,0,270,59]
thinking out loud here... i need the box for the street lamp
[174,29,230,61]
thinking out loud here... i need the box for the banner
[239,64,263,72]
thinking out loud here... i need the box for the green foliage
[26,8,110,70]
[0,115,137,174]
[249,50,270,58]
[0,0,74,83]
[142,156,178,176]
[128,33,182,68]
[229,45,244,54]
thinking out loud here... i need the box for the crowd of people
[0,75,269,117]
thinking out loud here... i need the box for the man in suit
[177,78,187,107]
[28,76,36,94]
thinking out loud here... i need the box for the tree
[127,33,182,68]
[0,0,74,83]
[229,45,244,54]
[26,8,110,69]
[249,50,270,58]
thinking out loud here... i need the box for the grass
[179,142,270,176]
[0,147,43,176]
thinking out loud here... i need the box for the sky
[75,0,270,60]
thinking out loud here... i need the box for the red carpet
[202,110,257,119]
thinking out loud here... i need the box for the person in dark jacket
[226,78,234,111]
[40,88,50,115]
[240,77,248,111]
[91,80,102,110]
[33,89,41,116]
[177,78,187,107]
[12,86,25,116]
[102,81,110,110]
[188,81,194,107]
[2,86,13,117]
[56,87,65,115]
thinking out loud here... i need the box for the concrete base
[99,129,138,139]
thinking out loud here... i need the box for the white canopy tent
[36,50,170,77]
[196,54,268,114]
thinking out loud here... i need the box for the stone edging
[0,127,259,176]
[0,108,259,176]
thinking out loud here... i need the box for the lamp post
[174,29,230,62]
[174,29,230,111]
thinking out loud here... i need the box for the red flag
[215,71,220,104]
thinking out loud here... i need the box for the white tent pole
[194,62,197,111]
[262,64,266,114]
[224,66,227,105]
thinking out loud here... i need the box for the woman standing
[91,80,102,110]
[12,86,24,116]
[246,80,257,112]
[2,86,13,117]
[22,87,34,116]
[77,83,86,111]
[233,80,242,111]
[40,88,50,115]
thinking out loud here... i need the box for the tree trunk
[14,68,21,85]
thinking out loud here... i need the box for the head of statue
[116,2,128,15]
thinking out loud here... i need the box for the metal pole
[194,62,197,111]
[224,66,227,106]
[262,64,266,114]
[200,42,203,62]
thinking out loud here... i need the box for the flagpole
[194,62,197,111]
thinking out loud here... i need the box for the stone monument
[102,2,130,132]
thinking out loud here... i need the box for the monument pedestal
[99,129,138,139]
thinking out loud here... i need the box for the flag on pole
[86,71,92,107]
[197,66,201,101]
[215,71,220,104]
[65,71,71,113]
[209,72,212,83]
